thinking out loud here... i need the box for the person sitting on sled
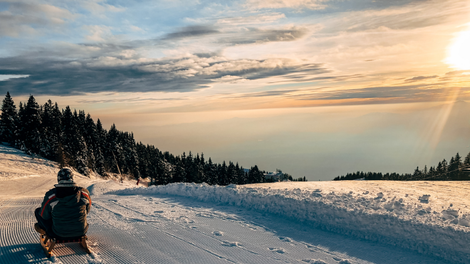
[34,168,91,238]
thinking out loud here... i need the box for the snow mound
[87,181,132,196]
[110,182,470,263]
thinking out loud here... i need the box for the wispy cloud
[163,25,220,40]
[0,2,76,37]
[218,27,308,45]
[320,0,470,34]
[216,13,286,25]
[405,75,438,83]
[84,25,113,42]
[245,0,328,10]
[76,97,187,104]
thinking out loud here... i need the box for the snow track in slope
[87,193,449,264]
[0,193,452,264]
[0,198,94,264]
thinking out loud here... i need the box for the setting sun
[446,26,470,70]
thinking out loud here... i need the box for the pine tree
[122,132,139,178]
[227,161,236,184]
[72,110,89,175]
[20,95,42,154]
[40,100,61,160]
[60,106,89,174]
[248,165,264,183]
[204,157,217,185]
[0,92,18,145]
[95,119,107,175]
[106,124,124,175]
[236,163,246,185]
[172,156,186,183]
[84,114,98,173]
[136,142,150,180]
[218,161,228,185]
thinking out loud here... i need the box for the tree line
[334,152,470,181]
[0,92,266,185]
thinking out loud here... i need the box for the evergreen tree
[136,142,150,179]
[464,152,470,167]
[20,95,42,154]
[60,106,89,175]
[218,161,228,185]
[84,114,99,173]
[105,124,125,176]
[205,158,217,185]
[248,165,264,183]
[172,156,186,183]
[0,92,18,145]
[449,153,462,180]
[73,110,89,175]
[236,163,246,185]
[40,100,61,160]
[94,119,107,175]
[122,132,140,178]
[227,162,236,184]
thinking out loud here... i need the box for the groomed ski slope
[0,144,468,263]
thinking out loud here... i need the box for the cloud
[405,75,438,82]
[0,51,329,96]
[218,27,308,45]
[245,0,328,10]
[76,97,186,104]
[163,25,220,40]
[79,0,126,15]
[294,85,462,104]
[129,24,308,53]
[0,2,76,37]
[216,13,286,25]
[0,74,30,81]
[84,25,113,42]
[321,0,470,34]
[230,81,470,106]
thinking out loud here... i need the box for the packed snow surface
[0,144,468,263]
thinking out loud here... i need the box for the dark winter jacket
[39,186,91,238]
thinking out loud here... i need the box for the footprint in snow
[333,257,353,264]
[213,231,224,236]
[302,259,327,264]
[268,247,286,254]
[221,241,241,247]
[279,236,293,242]
[306,245,317,252]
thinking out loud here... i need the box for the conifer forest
[0,92,265,185]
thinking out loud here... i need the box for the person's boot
[34,223,46,235]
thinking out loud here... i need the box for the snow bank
[109,182,470,263]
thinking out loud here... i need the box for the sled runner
[40,234,91,258]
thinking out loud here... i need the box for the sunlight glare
[445,27,470,70]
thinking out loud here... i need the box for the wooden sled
[40,234,91,258]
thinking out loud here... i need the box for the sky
[1,0,470,180]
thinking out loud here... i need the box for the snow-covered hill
[0,144,467,263]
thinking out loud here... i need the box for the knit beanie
[55,168,77,187]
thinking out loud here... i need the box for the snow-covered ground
[0,144,467,263]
